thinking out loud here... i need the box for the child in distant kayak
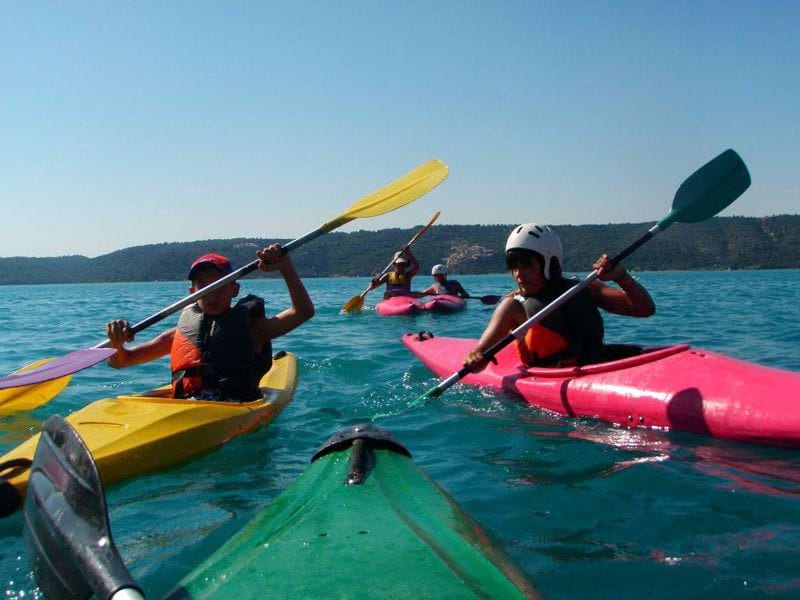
[416,264,469,299]
[463,223,654,370]
[368,249,420,299]
[105,245,314,401]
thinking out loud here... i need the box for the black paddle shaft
[94,229,322,348]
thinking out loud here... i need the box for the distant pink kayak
[376,295,465,316]
[420,295,465,313]
[376,296,423,316]
[403,333,800,448]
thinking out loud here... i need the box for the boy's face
[433,273,446,283]
[190,266,240,316]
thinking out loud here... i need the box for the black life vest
[514,278,604,366]
[170,294,272,401]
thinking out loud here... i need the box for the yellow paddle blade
[322,160,448,231]
[0,359,71,415]
[341,294,365,313]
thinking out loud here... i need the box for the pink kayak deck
[421,295,465,313]
[376,296,422,316]
[376,295,465,316]
[402,333,800,447]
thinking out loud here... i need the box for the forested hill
[2,215,800,285]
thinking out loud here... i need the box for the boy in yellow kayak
[105,244,314,400]
[368,249,420,298]
[464,224,654,370]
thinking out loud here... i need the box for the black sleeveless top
[514,278,605,365]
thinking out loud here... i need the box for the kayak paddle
[341,210,441,313]
[0,359,71,416]
[24,415,144,600]
[465,294,503,306]
[0,159,449,393]
[409,149,751,408]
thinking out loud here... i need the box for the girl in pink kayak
[464,224,655,370]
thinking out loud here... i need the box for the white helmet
[505,223,562,279]
[431,264,447,276]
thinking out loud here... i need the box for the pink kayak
[376,295,466,316]
[376,296,423,316]
[420,294,465,313]
[402,333,800,448]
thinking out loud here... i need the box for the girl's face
[511,258,545,295]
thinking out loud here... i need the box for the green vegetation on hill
[2,215,800,285]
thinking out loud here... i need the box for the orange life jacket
[170,294,272,400]
[512,278,604,366]
[517,323,571,366]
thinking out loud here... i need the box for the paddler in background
[416,264,469,299]
[105,245,314,401]
[463,223,655,370]
[367,249,420,299]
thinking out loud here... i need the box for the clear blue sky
[2,1,798,257]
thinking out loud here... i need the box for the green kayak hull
[169,426,539,599]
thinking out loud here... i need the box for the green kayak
[24,418,539,599]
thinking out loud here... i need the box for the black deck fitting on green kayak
[24,416,143,600]
[312,425,411,486]
[346,438,369,486]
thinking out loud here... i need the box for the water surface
[1,271,799,598]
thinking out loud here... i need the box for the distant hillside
[2,215,800,285]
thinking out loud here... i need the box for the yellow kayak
[0,351,296,517]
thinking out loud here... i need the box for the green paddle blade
[659,149,751,229]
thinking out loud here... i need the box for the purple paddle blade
[0,349,116,390]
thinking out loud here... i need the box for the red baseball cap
[188,253,233,280]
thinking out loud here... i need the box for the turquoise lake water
[2,271,800,598]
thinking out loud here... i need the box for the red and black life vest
[170,294,272,401]
[513,278,604,366]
